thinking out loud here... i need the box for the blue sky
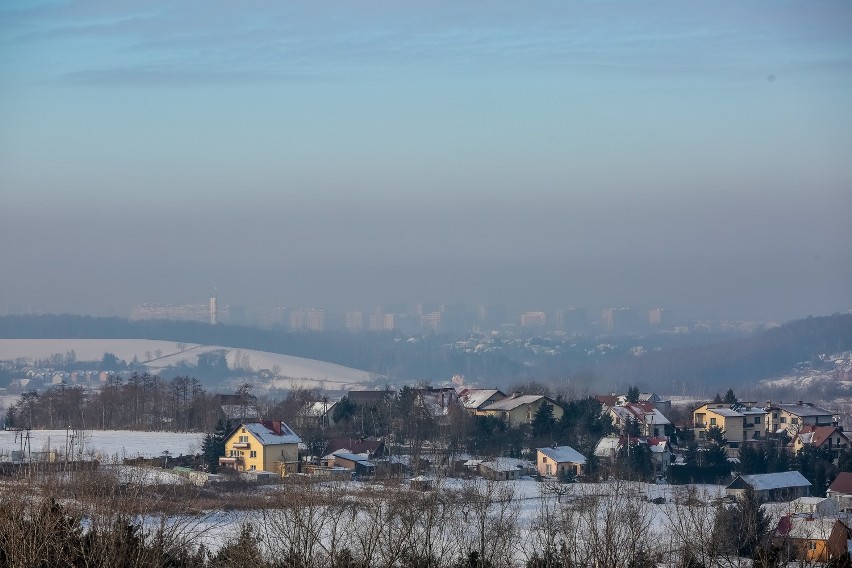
[1,1,851,320]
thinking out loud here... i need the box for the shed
[726,471,811,502]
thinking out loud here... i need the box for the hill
[592,313,852,392]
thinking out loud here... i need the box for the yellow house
[693,403,746,455]
[775,516,850,563]
[537,445,586,478]
[477,394,564,428]
[219,421,301,475]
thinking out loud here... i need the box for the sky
[1,1,851,322]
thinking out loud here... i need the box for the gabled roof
[323,438,385,458]
[481,394,556,412]
[460,389,506,410]
[728,471,811,491]
[775,515,838,540]
[480,457,532,472]
[797,425,848,447]
[331,452,374,466]
[239,421,301,445]
[828,472,852,495]
[537,445,587,465]
[771,402,834,418]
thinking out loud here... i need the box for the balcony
[218,456,243,464]
[232,442,250,449]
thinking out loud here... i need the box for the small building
[536,445,586,479]
[322,438,386,460]
[219,421,301,475]
[726,471,811,502]
[323,452,375,477]
[480,457,534,481]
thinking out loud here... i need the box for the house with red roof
[793,425,850,457]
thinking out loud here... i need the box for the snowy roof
[772,402,834,418]
[306,401,337,417]
[594,437,623,456]
[776,516,837,540]
[797,425,847,447]
[706,408,744,417]
[241,421,301,445]
[538,445,587,465]
[332,452,374,466]
[728,471,811,491]
[460,389,505,410]
[481,457,532,472]
[482,394,552,411]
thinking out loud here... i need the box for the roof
[776,516,838,540]
[595,394,619,408]
[797,425,847,447]
[728,471,811,491]
[538,445,587,465]
[706,407,745,417]
[240,421,301,445]
[331,452,374,466]
[480,457,532,472]
[772,402,834,418]
[460,389,506,410]
[594,437,622,457]
[828,472,852,495]
[323,438,384,458]
[306,400,337,417]
[481,394,554,412]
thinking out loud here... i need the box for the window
[791,418,798,425]
[239,435,249,443]
[807,542,817,551]
[250,465,256,471]
[781,417,787,423]
[250,450,257,458]
[699,431,705,439]
[710,418,717,426]
[541,457,546,463]
[753,432,761,439]
[754,417,761,424]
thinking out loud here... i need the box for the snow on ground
[0,429,204,461]
[0,339,377,389]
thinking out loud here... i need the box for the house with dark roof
[726,471,811,502]
[219,421,301,475]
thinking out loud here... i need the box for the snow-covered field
[0,339,377,390]
[0,429,204,460]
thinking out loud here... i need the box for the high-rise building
[649,308,673,328]
[601,307,639,333]
[290,307,326,331]
[345,311,364,332]
[520,311,546,327]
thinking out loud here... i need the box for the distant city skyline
[2,1,850,324]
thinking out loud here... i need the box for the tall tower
[209,289,218,325]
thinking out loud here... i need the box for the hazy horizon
[2,1,850,323]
